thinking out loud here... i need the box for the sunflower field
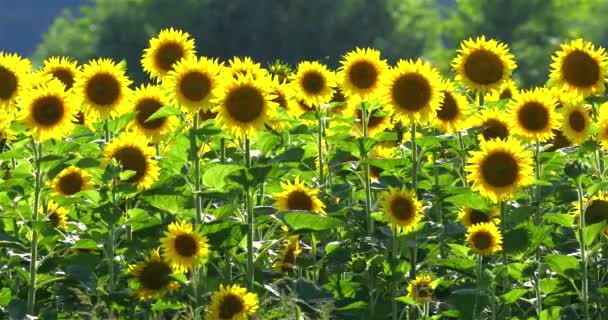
[1,28,608,320]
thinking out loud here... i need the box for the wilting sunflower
[560,102,592,145]
[213,73,276,136]
[160,221,210,272]
[103,132,159,191]
[433,80,470,133]
[46,201,68,229]
[573,194,608,234]
[51,166,92,196]
[338,48,388,98]
[484,79,518,102]
[507,89,560,142]
[0,52,31,109]
[290,61,336,106]
[20,79,77,141]
[128,248,179,300]
[466,222,503,256]
[273,235,301,273]
[225,56,267,81]
[75,58,132,120]
[42,57,79,91]
[407,274,434,304]
[128,84,177,142]
[549,39,608,98]
[458,206,500,228]
[466,138,533,203]
[452,36,517,93]
[166,57,223,113]
[350,100,391,137]
[598,107,608,150]
[380,187,423,233]
[142,28,196,80]
[380,59,442,124]
[207,284,258,320]
[272,177,326,214]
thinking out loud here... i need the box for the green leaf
[151,301,185,311]
[107,111,137,132]
[500,288,528,304]
[582,222,605,246]
[145,105,181,122]
[0,288,12,307]
[394,296,415,305]
[444,191,489,211]
[282,212,344,232]
[8,299,26,320]
[539,307,562,320]
[73,239,98,250]
[543,213,574,228]
[202,164,241,189]
[334,301,368,310]
[0,240,27,251]
[170,273,187,285]
[119,169,137,181]
[273,147,305,163]
[545,254,580,278]
[540,278,561,295]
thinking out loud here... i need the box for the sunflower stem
[456,131,468,188]
[317,108,324,189]
[244,134,255,290]
[191,114,203,225]
[534,140,543,315]
[409,122,418,320]
[499,200,510,318]
[391,226,399,320]
[473,255,483,320]
[26,139,42,316]
[577,181,590,320]
[362,101,374,236]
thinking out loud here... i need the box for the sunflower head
[380,186,423,233]
[550,39,608,98]
[19,79,77,141]
[42,57,80,91]
[272,177,326,214]
[166,57,223,114]
[466,222,503,255]
[160,221,210,272]
[273,235,301,273]
[469,108,511,142]
[407,274,434,304]
[573,194,608,234]
[267,60,293,84]
[142,28,196,80]
[0,110,15,141]
[559,102,592,145]
[0,52,32,109]
[128,248,179,300]
[128,84,177,142]
[466,138,533,203]
[46,201,68,229]
[266,77,297,132]
[598,106,608,150]
[291,61,336,106]
[380,59,442,124]
[225,56,267,81]
[484,79,518,102]
[51,166,92,196]
[452,36,517,93]
[458,206,500,228]
[507,89,561,142]
[350,100,390,137]
[338,47,388,99]
[207,284,258,320]
[75,58,132,120]
[103,132,159,191]
[433,80,470,133]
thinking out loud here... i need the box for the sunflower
[406,274,434,304]
[19,79,77,141]
[452,36,517,93]
[199,108,219,124]
[484,79,518,102]
[380,59,442,124]
[350,100,391,137]
[380,187,423,233]
[549,39,608,98]
[272,177,326,214]
[273,235,301,273]
[103,132,159,191]
[166,57,223,114]
[128,84,177,142]
[42,57,79,91]
[213,73,276,136]
[46,201,68,229]
[225,56,267,81]
[466,138,533,203]
[466,222,503,256]
[458,206,500,228]
[507,89,561,142]
[75,58,132,120]
[560,102,592,145]
[573,194,608,234]
[142,28,196,80]
[207,284,258,320]
[338,48,388,98]
[267,78,297,132]
[290,61,336,107]
[469,107,510,141]
[328,87,354,117]
[267,60,292,84]
[0,110,15,142]
[0,52,31,109]
[160,221,211,272]
[366,142,397,181]
[433,80,470,133]
[51,166,92,196]
[598,107,608,150]
[128,248,179,301]
[290,99,317,118]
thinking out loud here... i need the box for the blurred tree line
[33,0,608,87]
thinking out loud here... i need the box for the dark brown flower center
[180,71,211,102]
[301,71,325,95]
[112,146,147,183]
[135,97,165,130]
[390,196,414,221]
[48,211,60,228]
[584,199,608,225]
[480,151,519,188]
[138,261,172,290]
[349,61,378,90]
[271,90,288,110]
[561,50,600,88]
[463,50,504,85]
[472,231,493,250]
[32,96,65,126]
[218,294,244,319]
[437,91,459,121]
[154,42,184,73]
[225,85,265,123]
[198,109,218,122]
[297,100,316,113]
[414,282,431,299]
[481,119,509,141]
[0,66,17,100]
[58,172,84,196]
[517,101,549,132]
[391,73,431,112]
[568,110,586,132]
[499,88,512,100]
[85,73,120,106]
[468,209,491,225]
[287,190,313,211]
[50,68,75,90]
[174,234,198,257]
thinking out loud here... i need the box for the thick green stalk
[534,140,543,315]
[104,120,117,293]
[317,109,324,188]
[409,123,418,320]
[361,103,373,236]
[456,131,468,187]
[191,115,203,224]
[473,255,483,319]
[244,135,254,290]
[26,140,42,316]
[500,200,510,317]
[391,227,399,320]
[577,182,589,319]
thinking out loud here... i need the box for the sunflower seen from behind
[433,80,470,133]
[42,57,79,91]
[452,36,516,93]
[560,102,592,145]
[103,132,159,191]
[166,57,223,114]
[380,59,442,124]
[291,61,336,106]
[273,235,301,273]
[466,138,533,203]
[338,47,388,99]
[550,39,608,98]
[507,89,560,142]
[380,187,423,233]
[20,79,77,141]
[128,248,179,301]
[466,222,503,256]
[160,221,210,272]
[0,52,31,110]
[75,58,131,120]
[128,84,177,142]
[46,201,68,229]
[458,206,500,228]
[272,177,326,214]
[207,284,258,320]
[51,166,92,196]
[142,28,196,81]
[407,274,434,304]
